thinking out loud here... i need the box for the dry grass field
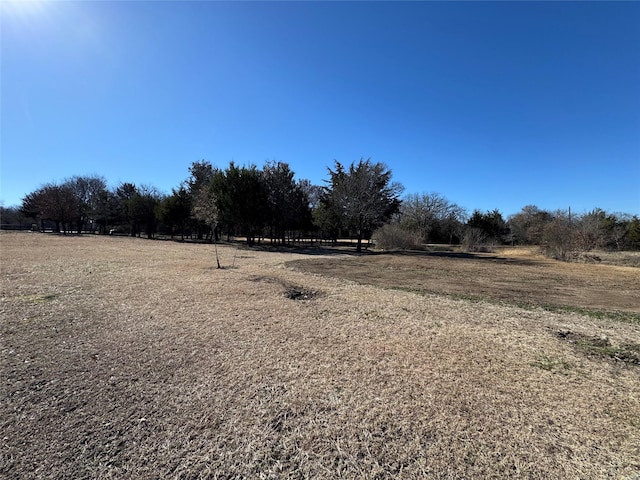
[1,232,639,479]
[287,246,640,315]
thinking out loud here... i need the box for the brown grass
[1,232,639,479]
[288,246,640,315]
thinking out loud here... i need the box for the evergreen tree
[321,159,403,252]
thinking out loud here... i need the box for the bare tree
[187,160,217,240]
[63,175,109,233]
[189,175,223,268]
[400,192,467,244]
[21,183,80,233]
[542,212,575,261]
[508,205,552,245]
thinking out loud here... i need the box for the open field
[1,232,639,479]
[287,246,640,316]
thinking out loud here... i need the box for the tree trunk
[356,219,364,253]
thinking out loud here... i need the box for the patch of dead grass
[287,247,640,316]
[1,232,639,479]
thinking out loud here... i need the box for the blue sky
[2,1,639,216]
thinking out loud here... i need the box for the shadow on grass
[392,250,545,267]
[259,244,546,266]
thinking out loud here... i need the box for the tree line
[2,158,639,256]
[375,199,640,258]
[3,159,400,253]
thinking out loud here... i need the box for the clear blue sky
[2,0,639,217]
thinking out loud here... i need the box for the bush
[541,217,576,261]
[372,223,423,250]
[462,228,494,253]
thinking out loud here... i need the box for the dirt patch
[287,248,640,315]
[555,330,640,365]
[249,275,320,300]
[283,286,318,301]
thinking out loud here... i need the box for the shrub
[541,217,576,261]
[462,228,494,253]
[372,223,423,250]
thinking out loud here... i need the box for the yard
[1,232,639,479]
